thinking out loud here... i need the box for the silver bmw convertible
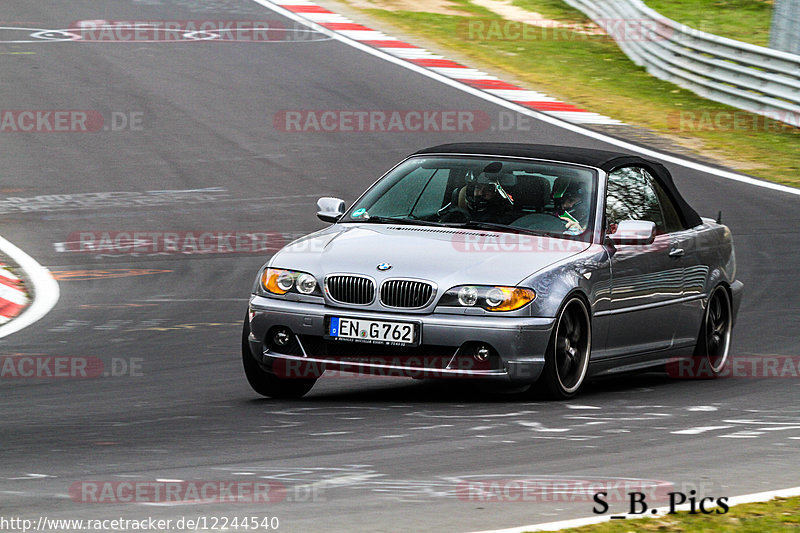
[242,143,743,399]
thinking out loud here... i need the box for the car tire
[539,297,591,400]
[692,285,732,376]
[241,315,316,399]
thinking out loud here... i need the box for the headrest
[473,171,517,187]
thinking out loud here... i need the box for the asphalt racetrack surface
[0,1,798,531]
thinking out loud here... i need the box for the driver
[444,170,516,223]
[552,179,589,233]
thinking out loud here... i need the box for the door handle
[668,247,685,257]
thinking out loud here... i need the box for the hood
[270,224,590,288]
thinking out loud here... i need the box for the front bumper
[246,295,555,384]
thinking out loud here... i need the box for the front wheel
[539,297,591,399]
[241,316,316,399]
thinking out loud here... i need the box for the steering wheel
[439,206,470,223]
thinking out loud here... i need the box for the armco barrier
[562,0,800,127]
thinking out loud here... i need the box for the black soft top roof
[414,142,702,228]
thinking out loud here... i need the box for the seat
[451,186,468,210]
[513,175,551,212]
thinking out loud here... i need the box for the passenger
[552,180,589,232]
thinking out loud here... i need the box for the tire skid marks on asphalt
[207,466,678,503]
[51,230,306,256]
[248,405,800,442]
[205,465,460,501]
[130,0,273,15]
[268,0,622,125]
[39,197,320,222]
[0,24,330,44]
[44,318,238,334]
[0,187,230,215]
[49,269,173,281]
[47,318,169,334]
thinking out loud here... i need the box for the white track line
[250,0,800,197]
[0,235,59,338]
[468,485,800,532]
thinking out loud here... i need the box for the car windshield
[343,156,597,237]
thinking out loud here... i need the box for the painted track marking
[0,235,58,339]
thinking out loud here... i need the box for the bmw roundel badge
[377,263,392,271]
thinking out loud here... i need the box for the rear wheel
[693,285,732,375]
[241,316,316,399]
[539,297,591,399]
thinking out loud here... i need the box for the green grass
[644,0,774,47]
[340,0,800,186]
[558,495,800,532]
[512,0,601,20]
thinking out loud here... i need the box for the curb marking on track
[0,235,59,339]
[270,1,621,125]
[0,264,29,324]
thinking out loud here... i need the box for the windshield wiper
[448,221,550,236]
[355,216,450,227]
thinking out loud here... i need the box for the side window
[647,171,685,233]
[605,167,665,233]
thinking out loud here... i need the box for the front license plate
[326,316,418,346]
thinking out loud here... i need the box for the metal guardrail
[771,0,800,55]
[562,0,800,127]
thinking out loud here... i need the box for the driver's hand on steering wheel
[560,216,583,232]
[440,207,469,223]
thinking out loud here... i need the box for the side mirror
[316,197,346,223]
[607,220,656,246]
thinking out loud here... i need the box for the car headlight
[261,268,320,296]
[458,286,478,306]
[440,285,535,311]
